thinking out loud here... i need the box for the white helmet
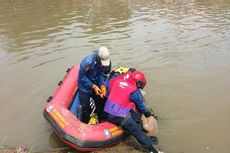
[98,46,110,66]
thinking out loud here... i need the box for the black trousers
[78,90,105,123]
[105,110,158,153]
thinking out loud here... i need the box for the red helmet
[131,70,147,89]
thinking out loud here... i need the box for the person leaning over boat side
[78,46,111,123]
[104,70,163,153]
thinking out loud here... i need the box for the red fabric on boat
[43,65,127,151]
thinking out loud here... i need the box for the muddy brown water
[0,0,230,153]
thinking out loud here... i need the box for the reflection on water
[0,0,230,153]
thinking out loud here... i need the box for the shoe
[148,151,164,153]
[150,136,159,145]
[147,148,164,153]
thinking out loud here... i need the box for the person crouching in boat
[78,46,111,123]
[104,70,163,153]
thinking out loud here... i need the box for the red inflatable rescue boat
[43,65,128,151]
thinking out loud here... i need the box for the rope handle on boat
[47,96,53,102]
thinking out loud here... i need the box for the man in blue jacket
[78,46,111,123]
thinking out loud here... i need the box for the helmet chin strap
[136,80,144,89]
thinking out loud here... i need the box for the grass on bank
[0,136,7,149]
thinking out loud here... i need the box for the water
[0,0,229,152]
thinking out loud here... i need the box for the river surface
[0,0,230,153]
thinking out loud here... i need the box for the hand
[92,84,102,95]
[145,108,158,120]
[100,85,106,97]
[144,110,152,117]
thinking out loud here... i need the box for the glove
[98,85,106,98]
[92,84,102,95]
[100,85,106,96]
[144,110,152,117]
[144,108,158,119]
[150,136,159,145]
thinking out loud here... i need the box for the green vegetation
[0,136,7,149]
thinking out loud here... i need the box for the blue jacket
[78,53,105,93]
[130,89,148,114]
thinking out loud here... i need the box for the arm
[130,89,148,114]
[130,89,153,117]
[97,71,105,87]
[78,62,94,89]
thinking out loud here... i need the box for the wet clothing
[104,72,157,152]
[78,53,105,123]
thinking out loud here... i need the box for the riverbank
[0,138,146,153]
[0,147,71,153]
[0,145,143,153]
